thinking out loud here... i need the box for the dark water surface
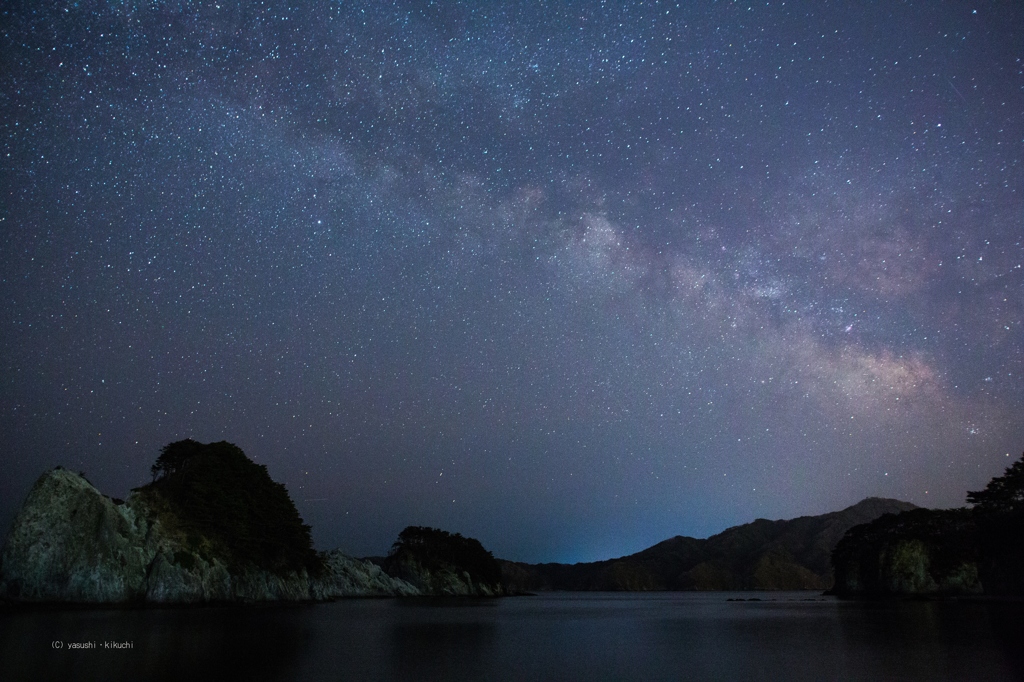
[2,592,1022,681]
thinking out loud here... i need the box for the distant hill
[501,497,918,592]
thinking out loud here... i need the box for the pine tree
[967,452,1024,514]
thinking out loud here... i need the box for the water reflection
[386,596,499,679]
[0,604,311,682]
[834,599,1024,681]
[3,594,1023,681]
[389,621,496,680]
[654,600,847,681]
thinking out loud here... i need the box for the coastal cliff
[830,452,1024,598]
[0,464,417,603]
[830,508,982,597]
[13,438,1013,603]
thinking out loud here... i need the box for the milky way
[2,2,1022,562]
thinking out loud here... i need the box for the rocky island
[380,526,504,597]
[0,440,495,604]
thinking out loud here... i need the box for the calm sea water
[2,592,1022,681]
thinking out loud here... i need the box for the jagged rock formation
[0,467,156,603]
[0,466,417,604]
[313,549,419,599]
[501,497,918,592]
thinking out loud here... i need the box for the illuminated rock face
[384,555,504,597]
[312,550,420,599]
[0,468,155,603]
[0,468,418,603]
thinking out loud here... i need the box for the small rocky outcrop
[382,526,504,597]
[312,549,419,599]
[0,447,418,604]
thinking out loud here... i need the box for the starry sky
[2,1,1022,564]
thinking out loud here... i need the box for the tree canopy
[151,438,204,481]
[143,440,319,575]
[389,526,502,588]
[966,452,1024,514]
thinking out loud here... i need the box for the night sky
[2,1,1022,563]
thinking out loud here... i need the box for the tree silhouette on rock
[140,440,319,575]
[967,452,1024,514]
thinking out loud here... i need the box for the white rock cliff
[0,468,418,603]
